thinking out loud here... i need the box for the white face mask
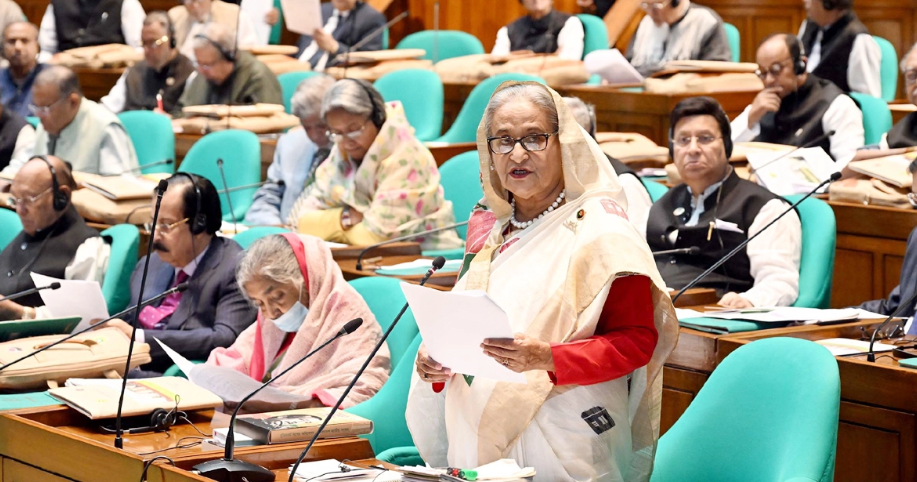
[268,286,308,332]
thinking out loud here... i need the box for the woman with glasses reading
[406,81,678,481]
[287,79,461,250]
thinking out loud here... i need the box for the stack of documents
[815,338,896,356]
[290,459,399,481]
[746,147,840,195]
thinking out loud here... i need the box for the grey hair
[236,235,304,299]
[291,74,336,121]
[34,65,82,97]
[902,42,917,73]
[320,79,386,127]
[563,96,596,138]
[191,22,236,55]
[143,11,172,33]
[483,83,558,137]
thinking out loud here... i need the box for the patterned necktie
[138,270,188,329]
[305,148,331,188]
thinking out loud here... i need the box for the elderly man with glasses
[0,155,110,321]
[627,0,731,76]
[879,43,917,150]
[730,33,864,171]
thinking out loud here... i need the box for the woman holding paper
[405,82,678,481]
[206,233,390,408]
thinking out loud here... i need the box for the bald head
[34,65,82,96]
[11,156,74,235]
[755,33,806,98]
[15,156,74,190]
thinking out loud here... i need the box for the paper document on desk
[584,49,644,85]
[702,307,861,324]
[815,338,896,356]
[746,147,839,196]
[31,273,109,332]
[279,0,322,35]
[401,283,527,384]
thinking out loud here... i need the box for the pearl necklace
[510,190,565,230]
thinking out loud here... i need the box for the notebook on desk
[0,316,81,342]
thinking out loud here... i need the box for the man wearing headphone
[101,11,196,114]
[168,0,259,66]
[0,155,110,321]
[731,34,864,170]
[106,173,257,376]
[798,0,881,97]
[174,22,282,114]
[491,0,585,61]
[647,97,802,309]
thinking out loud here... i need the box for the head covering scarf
[207,233,390,408]
[406,82,678,481]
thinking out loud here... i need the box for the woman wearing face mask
[206,233,390,408]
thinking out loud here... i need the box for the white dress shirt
[34,236,112,319]
[730,94,864,170]
[37,0,146,63]
[297,8,349,72]
[798,20,882,98]
[492,16,585,61]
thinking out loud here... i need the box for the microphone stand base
[191,459,274,482]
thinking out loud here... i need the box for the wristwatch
[340,207,354,230]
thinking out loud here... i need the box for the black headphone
[787,34,807,75]
[346,78,385,128]
[194,33,235,62]
[172,172,207,235]
[31,155,69,211]
[100,407,186,435]
[165,13,176,49]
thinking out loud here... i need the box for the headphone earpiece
[347,79,385,128]
[32,155,69,211]
[168,17,176,49]
[194,34,235,62]
[173,172,206,235]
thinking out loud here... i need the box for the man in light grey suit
[109,173,257,375]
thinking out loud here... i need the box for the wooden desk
[73,67,124,102]
[337,255,457,290]
[890,102,916,125]
[717,321,914,482]
[330,242,421,260]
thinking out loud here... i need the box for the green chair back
[25,116,39,128]
[643,179,669,202]
[347,277,419,367]
[100,224,140,313]
[651,337,840,482]
[873,35,898,102]
[376,446,424,467]
[576,14,609,58]
[724,23,740,62]
[345,334,422,454]
[233,226,290,249]
[382,27,389,50]
[849,92,892,146]
[0,209,22,251]
[434,73,546,144]
[117,111,176,174]
[395,30,485,62]
[269,0,283,45]
[784,194,835,309]
[438,151,482,240]
[374,69,444,141]
[178,129,261,222]
[278,71,320,114]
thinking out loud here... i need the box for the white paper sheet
[154,338,196,377]
[703,307,861,323]
[279,0,322,35]
[746,147,840,196]
[400,283,527,384]
[584,49,644,85]
[815,338,896,356]
[31,273,109,332]
[241,0,273,45]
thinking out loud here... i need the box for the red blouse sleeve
[547,275,658,386]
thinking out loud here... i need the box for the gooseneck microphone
[652,246,700,257]
[114,179,168,450]
[0,283,189,372]
[747,130,836,175]
[866,292,917,362]
[122,159,174,174]
[671,171,842,304]
[0,282,61,304]
[355,221,469,270]
[287,257,446,482]
[191,318,365,482]
[215,158,239,235]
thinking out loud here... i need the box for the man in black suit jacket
[109,173,257,375]
[296,0,386,71]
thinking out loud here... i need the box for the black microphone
[671,172,842,304]
[286,257,446,482]
[122,159,174,174]
[747,130,837,175]
[0,282,61,304]
[0,283,189,372]
[866,292,917,362]
[114,179,168,450]
[191,318,364,482]
[217,179,284,195]
[652,246,700,257]
[215,158,239,235]
[355,221,468,270]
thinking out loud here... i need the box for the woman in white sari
[405,82,679,482]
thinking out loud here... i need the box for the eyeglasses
[6,187,52,209]
[671,135,722,147]
[144,217,189,234]
[754,58,793,80]
[142,36,169,49]
[327,120,370,143]
[28,97,66,116]
[486,132,558,155]
[905,68,917,83]
[640,0,671,11]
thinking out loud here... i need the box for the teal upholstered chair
[376,446,424,467]
[434,73,546,144]
[849,92,892,146]
[375,69,444,141]
[348,277,419,367]
[118,111,175,174]
[873,35,898,102]
[643,179,669,202]
[0,208,22,251]
[100,224,140,313]
[269,0,283,45]
[278,71,320,114]
[178,129,261,222]
[576,14,609,58]
[784,194,835,309]
[651,337,840,482]
[233,226,290,249]
[395,30,485,62]
[724,23,740,62]
[422,150,482,260]
[26,116,39,128]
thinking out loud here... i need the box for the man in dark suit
[108,173,257,375]
[295,0,386,71]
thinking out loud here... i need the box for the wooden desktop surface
[73,67,124,103]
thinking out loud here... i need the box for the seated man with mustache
[106,173,257,376]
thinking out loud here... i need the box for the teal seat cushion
[348,277,419,366]
[849,92,892,146]
[784,195,835,308]
[118,111,175,174]
[100,224,140,313]
[724,23,740,62]
[0,208,22,251]
[233,226,290,249]
[178,129,261,222]
[395,30,485,62]
[278,71,320,114]
[873,35,898,102]
[375,69,444,141]
[576,14,609,58]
